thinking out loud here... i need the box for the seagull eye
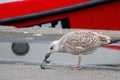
[50,46,53,50]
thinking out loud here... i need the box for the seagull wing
[60,31,103,54]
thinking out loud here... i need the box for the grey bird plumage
[41,31,115,69]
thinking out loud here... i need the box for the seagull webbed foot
[71,65,82,70]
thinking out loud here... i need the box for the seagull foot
[71,65,82,70]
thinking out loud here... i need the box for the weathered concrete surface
[0,63,120,80]
[0,25,120,43]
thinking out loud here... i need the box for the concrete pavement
[0,63,120,80]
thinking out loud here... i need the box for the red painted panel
[70,1,120,30]
[11,1,120,30]
[103,45,120,51]
[0,0,120,30]
[0,0,89,19]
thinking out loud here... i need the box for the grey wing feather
[59,31,102,54]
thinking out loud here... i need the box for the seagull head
[40,40,60,69]
[49,40,60,53]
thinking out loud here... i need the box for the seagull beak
[40,52,51,69]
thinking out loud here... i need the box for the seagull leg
[72,55,82,70]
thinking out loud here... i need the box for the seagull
[41,31,112,70]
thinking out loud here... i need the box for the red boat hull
[0,0,120,30]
